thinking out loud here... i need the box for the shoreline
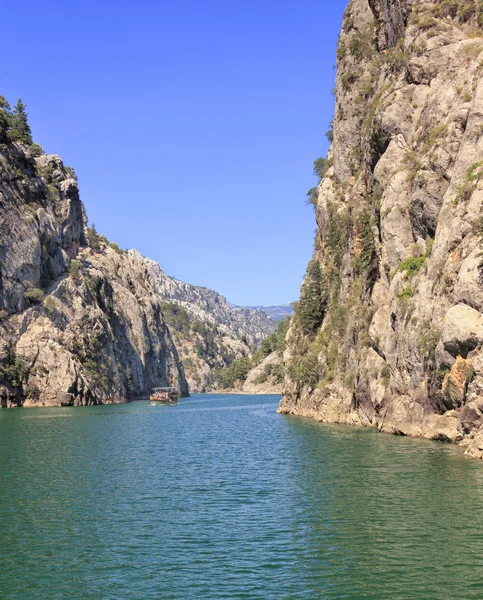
[277,401,483,461]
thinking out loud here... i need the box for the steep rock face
[280,0,483,458]
[138,256,267,393]
[0,135,276,404]
[0,141,188,406]
[0,147,86,314]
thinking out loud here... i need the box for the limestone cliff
[279,0,483,459]
[0,113,277,405]
[149,271,276,392]
[0,143,189,406]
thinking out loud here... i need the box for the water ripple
[0,394,482,599]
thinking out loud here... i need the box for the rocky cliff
[148,271,276,392]
[279,0,483,459]
[0,139,190,406]
[0,103,275,405]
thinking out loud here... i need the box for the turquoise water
[1,394,483,599]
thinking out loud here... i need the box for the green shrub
[160,302,191,335]
[215,357,252,388]
[306,187,318,206]
[0,354,28,387]
[403,149,422,185]
[397,256,426,278]
[397,286,413,299]
[336,39,347,61]
[64,165,78,181]
[348,28,375,61]
[293,353,319,388]
[341,71,358,90]
[459,0,476,22]
[433,0,458,18]
[325,203,350,274]
[354,209,378,288]
[87,224,102,250]
[453,161,483,204]
[30,143,43,157]
[397,239,433,279]
[417,328,441,361]
[418,16,438,30]
[384,40,410,73]
[256,318,290,359]
[44,295,56,313]
[380,364,390,385]
[69,259,82,280]
[254,361,284,385]
[313,157,332,181]
[24,287,45,305]
[7,99,32,144]
[110,242,123,255]
[355,79,374,103]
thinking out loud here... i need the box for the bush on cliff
[87,224,102,250]
[24,287,45,305]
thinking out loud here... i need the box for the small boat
[149,386,180,404]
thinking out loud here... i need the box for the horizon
[2,0,347,306]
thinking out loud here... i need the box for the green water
[1,394,482,599]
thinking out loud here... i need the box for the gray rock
[280,0,483,458]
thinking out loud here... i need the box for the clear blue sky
[2,0,347,306]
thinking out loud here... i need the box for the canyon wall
[279,0,483,459]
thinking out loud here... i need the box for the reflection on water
[0,394,482,599]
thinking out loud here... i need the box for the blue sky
[2,0,347,306]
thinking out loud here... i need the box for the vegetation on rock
[280,0,483,460]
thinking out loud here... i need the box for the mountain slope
[0,101,274,405]
[149,270,276,392]
[0,144,189,406]
[279,0,483,459]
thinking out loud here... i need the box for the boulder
[437,304,483,367]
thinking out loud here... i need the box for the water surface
[1,394,482,599]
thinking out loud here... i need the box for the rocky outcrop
[241,353,284,394]
[0,141,189,406]
[0,125,278,404]
[280,0,483,458]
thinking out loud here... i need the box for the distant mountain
[242,304,294,322]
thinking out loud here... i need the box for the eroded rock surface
[280,0,483,458]
[0,137,274,404]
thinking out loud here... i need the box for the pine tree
[0,96,11,111]
[298,261,327,335]
[0,96,11,142]
[9,98,32,144]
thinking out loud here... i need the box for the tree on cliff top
[0,99,9,139]
[8,99,32,145]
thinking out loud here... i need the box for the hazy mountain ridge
[240,304,294,322]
